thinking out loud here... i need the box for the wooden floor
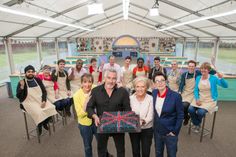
[0,85,236,157]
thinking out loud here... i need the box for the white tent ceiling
[0,0,236,39]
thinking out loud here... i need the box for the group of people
[16,55,228,157]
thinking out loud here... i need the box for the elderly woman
[129,76,153,157]
[189,62,228,133]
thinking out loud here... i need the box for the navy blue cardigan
[152,88,184,136]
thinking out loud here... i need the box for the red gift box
[97,111,141,133]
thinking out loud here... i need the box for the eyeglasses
[155,80,166,84]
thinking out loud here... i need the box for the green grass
[0,49,55,67]
[185,48,236,64]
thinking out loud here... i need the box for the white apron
[168,70,180,92]
[22,79,57,125]
[42,79,60,103]
[136,68,146,77]
[70,74,81,94]
[191,79,217,113]
[181,73,195,103]
[57,71,69,99]
[123,68,133,89]
[91,67,100,85]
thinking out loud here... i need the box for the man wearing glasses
[167,60,181,92]
[152,71,184,157]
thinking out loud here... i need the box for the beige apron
[123,68,133,89]
[136,68,146,77]
[42,79,60,103]
[92,67,100,85]
[181,73,195,103]
[70,74,81,94]
[191,79,216,113]
[57,71,69,99]
[168,70,180,92]
[22,79,57,125]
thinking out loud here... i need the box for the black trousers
[129,128,153,157]
[97,133,125,157]
[182,102,190,120]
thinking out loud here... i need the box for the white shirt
[103,63,121,82]
[130,94,153,129]
[68,68,87,78]
[155,96,165,116]
[120,64,136,77]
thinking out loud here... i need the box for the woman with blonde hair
[129,76,153,157]
[73,73,96,157]
[189,62,228,133]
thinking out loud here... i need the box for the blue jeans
[54,98,71,111]
[188,106,208,126]
[78,123,97,157]
[154,133,178,157]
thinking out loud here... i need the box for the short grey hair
[133,76,150,89]
[171,60,178,65]
[104,68,117,78]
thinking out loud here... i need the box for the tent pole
[55,38,59,60]
[4,37,15,74]
[36,38,42,67]
[194,37,199,61]
[212,37,220,66]
[182,37,186,57]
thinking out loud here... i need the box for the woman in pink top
[37,65,69,113]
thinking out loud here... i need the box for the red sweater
[37,73,59,91]
[89,66,102,82]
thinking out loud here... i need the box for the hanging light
[123,0,130,20]
[88,3,104,15]
[157,9,236,32]
[0,4,94,31]
[149,0,159,16]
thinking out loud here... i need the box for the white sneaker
[194,126,200,133]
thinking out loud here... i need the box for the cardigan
[194,75,228,101]
[73,86,95,126]
[179,69,216,93]
[130,94,153,129]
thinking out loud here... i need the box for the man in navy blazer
[152,72,184,157]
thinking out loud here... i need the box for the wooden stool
[188,106,218,142]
